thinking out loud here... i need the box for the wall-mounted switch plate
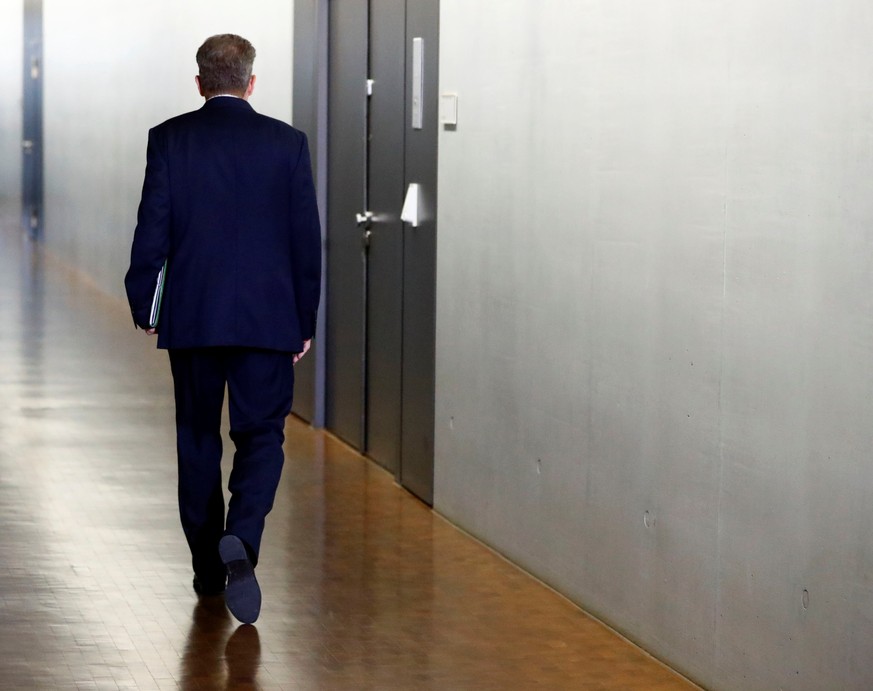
[440,93,458,127]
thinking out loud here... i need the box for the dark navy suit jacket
[124,97,321,353]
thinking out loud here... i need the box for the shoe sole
[219,535,261,624]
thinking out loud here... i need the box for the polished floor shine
[0,210,696,689]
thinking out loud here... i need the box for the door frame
[291,0,329,427]
[293,0,438,504]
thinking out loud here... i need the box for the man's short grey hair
[196,34,256,96]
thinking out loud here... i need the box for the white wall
[0,0,23,206]
[43,0,294,297]
[435,2,873,689]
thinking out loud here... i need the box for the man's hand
[293,339,312,364]
[145,328,157,335]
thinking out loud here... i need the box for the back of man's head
[196,34,256,97]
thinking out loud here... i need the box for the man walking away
[124,33,322,625]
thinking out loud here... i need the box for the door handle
[356,211,374,228]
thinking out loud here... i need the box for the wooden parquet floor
[0,210,697,689]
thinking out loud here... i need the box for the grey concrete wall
[42,0,293,298]
[0,1,23,205]
[434,1,873,689]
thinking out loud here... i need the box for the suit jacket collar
[202,97,254,112]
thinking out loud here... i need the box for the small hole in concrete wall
[448,416,454,430]
[536,459,541,475]
[802,589,810,610]
[644,511,655,529]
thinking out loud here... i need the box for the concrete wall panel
[435,1,873,688]
[42,0,293,298]
[0,1,24,206]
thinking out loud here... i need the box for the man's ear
[195,75,204,97]
[244,75,257,100]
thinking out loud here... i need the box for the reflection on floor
[0,211,696,689]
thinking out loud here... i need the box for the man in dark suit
[124,34,321,624]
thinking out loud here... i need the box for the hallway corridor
[0,209,695,689]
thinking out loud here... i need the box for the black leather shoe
[193,574,226,597]
[219,534,261,624]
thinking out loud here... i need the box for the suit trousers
[168,347,294,580]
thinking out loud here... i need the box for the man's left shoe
[219,534,261,624]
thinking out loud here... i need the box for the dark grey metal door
[399,0,438,504]
[22,0,43,239]
[327,0,369,449]
[365,0,407,472]
[327,0,437,503]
